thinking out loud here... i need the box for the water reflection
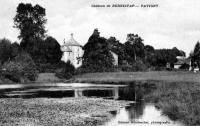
[0,84,127,99]
[125,102,145,120]
[0,83,185,126]
[103,103,184,126]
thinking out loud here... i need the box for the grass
[36,73,63,82]
[74,71,200,84]
[144,82,200,126]
[0,98,130,126]
[74,71,200,126]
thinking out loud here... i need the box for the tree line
[80,28,186,72]
[1,3,198,83]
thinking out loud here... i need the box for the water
[0,83,185,126]
[103,103,184,126]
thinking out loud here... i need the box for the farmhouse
[174,56,190,70]
[61,33,118,68]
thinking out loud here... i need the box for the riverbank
[1,71,200,125]
[74,71,200,126]
[144,81,200,126]
[0,73,64,84]
[74,71,200,84]
[0,98,130,126]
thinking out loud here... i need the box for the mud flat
[0,97,131,126]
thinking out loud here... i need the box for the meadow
[74,71,200,83]
[74,71,200,126]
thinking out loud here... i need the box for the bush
[37,61,69,73]
[179,63,190,70]
[1,52,38,82]
[2,61,24,82]
[55,61,75,79]
[121,60,148,72]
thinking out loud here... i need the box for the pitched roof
[64,33,81,47]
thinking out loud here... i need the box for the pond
[0,83,185,126]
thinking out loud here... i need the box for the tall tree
[124,34,145,63]
[107,37,127,65]
[10,42,21,59]
[44,36,63,63]
[192,41,200,68]
[82,29,114,72]
[0,38,12,64]
[154,47,186,67]
[144,45,156,66]
[14,3,47,49]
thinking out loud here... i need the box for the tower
[61,33,84,68]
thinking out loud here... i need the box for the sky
[0,0,200,56]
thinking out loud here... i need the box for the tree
[82,29,114,72]
[0,38,12,64]
[10,42,21,59]
[24,37,46,64]
[154,47,186,67]
[55,61,75,79]
[192,41,200,68]
[107,37,127,65]
[172,47,185,57]
[44,36,63,63]
[2,51,38,82]
[124,34,145,63]
[14,3,47,49]
[144,45,156,66]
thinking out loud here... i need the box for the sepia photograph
[0,0,200,126]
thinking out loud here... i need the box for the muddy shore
[0,97,131,126]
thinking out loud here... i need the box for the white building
[61,33,118,68]
[61,33,84,68]
[110,51,118,66]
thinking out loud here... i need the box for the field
[74,71,200,83]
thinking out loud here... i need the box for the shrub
[179,63,190,70]
[55,61,75,79]
[36,61,68,73]
[2,52,38,82]
[121,60,148,72]
[2,61,24,82]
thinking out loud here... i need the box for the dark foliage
[124,34,145,64]
[154,47,185,67]
[144,45,156,67]
[19,36,62,72]
[55,61,75,79]
[1,52,38,82]
[107,37,127,65]
[23,37,46,64]
[121,59,147,72]
[179,63,190,70]
[0,38,12,64]
[82,29,114,72]
[191,41,200,68]
[44,36,63,63]
[14,3,47,46]
[0,39,22,65]
[10,42,21,59]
